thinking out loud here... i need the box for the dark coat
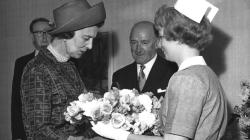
[11,52,35,140]
[112,55,177,98]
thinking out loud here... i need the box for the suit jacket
[11,52,35,140]
[112,55,177,98]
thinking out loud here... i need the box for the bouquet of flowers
[64,88,163,136]
[233,80,250,139]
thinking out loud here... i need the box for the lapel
[23,51,35,64]
[28,51,36,60]
[142,55,160,92]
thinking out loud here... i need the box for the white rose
[119,89,135,98]
[133,122,143,135]
[138,94,152,112]
[69,101,78,106]
[64,112,71,122]
[131,97,140,106]
[138,111,156,127]
[67,105,81,117]
[104,91,119,106]
[140,122,148,132]
[78,92,94,102]
[83,100,102,119]
[120,94,131,105]
[100,101,113,115]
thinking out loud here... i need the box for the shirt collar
[137,54,157,79]
[178,56,206,71]
[35,50,39,56]
[47,44,69,62]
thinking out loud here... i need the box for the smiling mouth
[135,52,144,56]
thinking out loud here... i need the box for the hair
[50,21,105,40]
[154,5,213,51]
[29,17,50,33]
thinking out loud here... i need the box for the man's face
[32,21,52,50]
[130,25,157,65]
[65,26,98,59]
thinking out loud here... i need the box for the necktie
[138,65,146,91]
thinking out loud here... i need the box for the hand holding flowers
[64,88,163,136]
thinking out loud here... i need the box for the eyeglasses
[32,31,48,36]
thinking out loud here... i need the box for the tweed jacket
[112,55,177,99]
[11,52,35,140]
[21,48,88,140]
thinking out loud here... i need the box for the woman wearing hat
[20,0,106,139]
[91,1,227,140]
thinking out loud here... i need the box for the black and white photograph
[0,0,250,139]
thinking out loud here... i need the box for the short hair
[50,21,105,40]
[154,5,213,51]
[29,17,50,33]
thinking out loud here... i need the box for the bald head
[130,21,156,39]
[129,21,157,64]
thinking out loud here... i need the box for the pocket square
[157,88,166,93]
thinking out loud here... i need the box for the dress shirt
[178,56,207,71]
[137,54,157,79]
[35,50,39,56]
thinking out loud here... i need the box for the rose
[133,122,144,135]
[78,92,94,102]
[139,122,148,132]
[104,91,119,106]
[120,94,131,105]
[83,100,102,120]
[64,109,82,124]
[100,101,113,115]
[131,96,140,107]
[138,94,152,112]
[119,89,136,99]
[152,96,162,109]
[67,103,81,117]
[111,113,126,128]
[138,111,156,127]
[143,92,154,97]
[64,112,71,122]
[92,107,103,121]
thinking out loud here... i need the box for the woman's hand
[91,122,130,140]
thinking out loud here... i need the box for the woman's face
[157,28,179,62]
[65,26,98,58]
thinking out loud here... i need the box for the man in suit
[11,17,52,140]
[112,21,177,98]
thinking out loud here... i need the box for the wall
[0,0,249,139]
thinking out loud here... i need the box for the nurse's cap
[174,0,219,23]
